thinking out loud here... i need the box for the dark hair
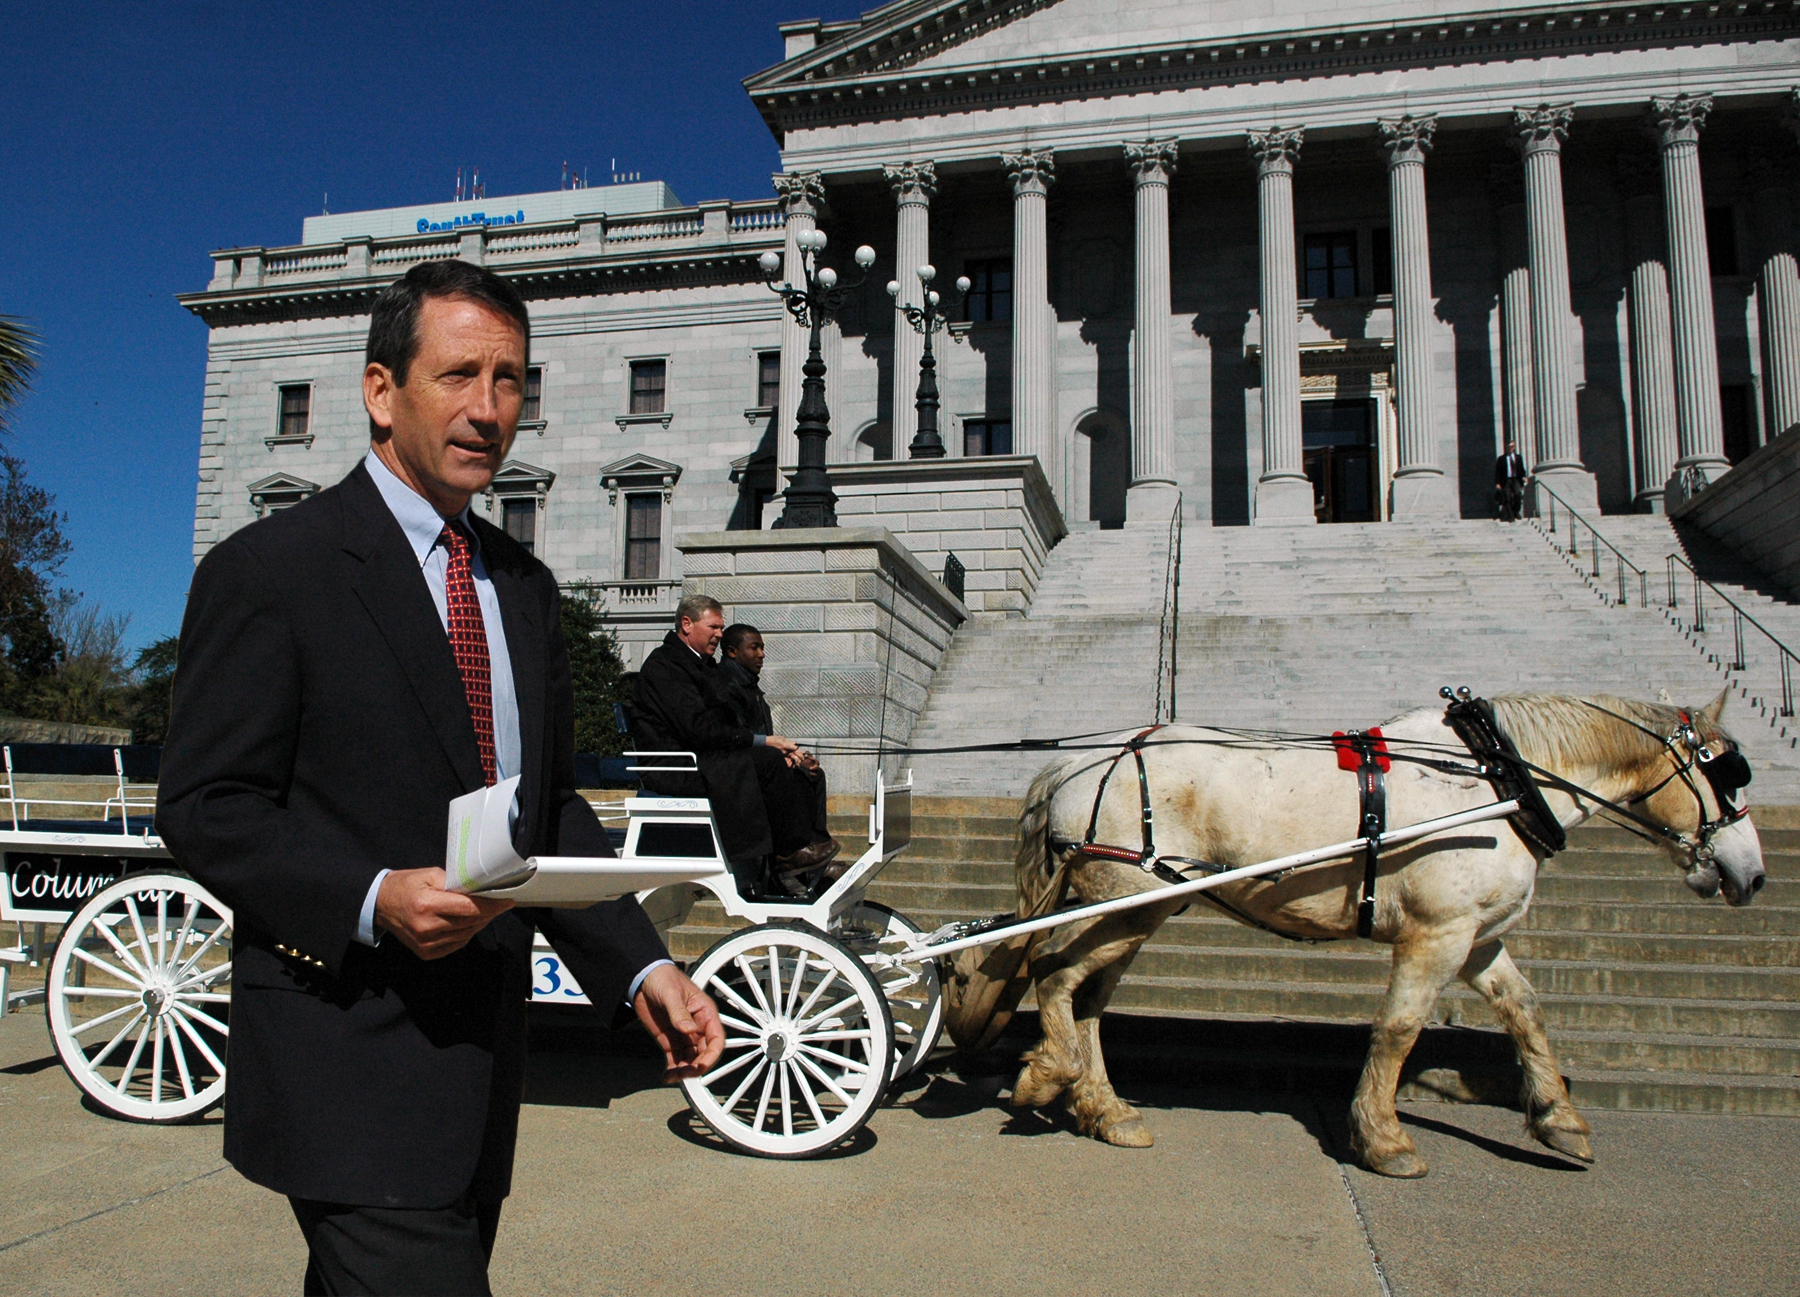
[365,259,531,386]
[722,624,761,655]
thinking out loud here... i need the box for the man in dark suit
[157,259,722,1296]
[631,600,838,897]
[1496,438,1528,522]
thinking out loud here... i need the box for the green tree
[0,317,68,714]
[559,583,627,758]
[22,595,131,727]
[123,635,180,744]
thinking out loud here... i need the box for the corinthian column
[1753,127,1800,441]
[773,171,825,474]
[1005,148,1056,488]
[1511,104,1597,513]
[1378,114,1451,518]
[1123,139,1179,520]
[1248,126,1313,524]
[1652,92,1730,492]
[884,161,937,454]
[1618,154,1680,509]
[1491,164,1536,471]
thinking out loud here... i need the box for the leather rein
[1052,691,1754,942]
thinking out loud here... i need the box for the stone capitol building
[181,0,1800,672]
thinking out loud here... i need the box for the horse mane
[1485,693,1703,781]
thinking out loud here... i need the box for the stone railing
[1672,424,1800,602]
[203,197,785,294]
[601,578,684,611]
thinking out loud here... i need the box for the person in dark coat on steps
[1496,439,1527,522]
[721,624,832,882]
[632,597,838,896]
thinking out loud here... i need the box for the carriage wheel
[46,873,233,1123]
[680,923,894,1159]
[846,901,943,1082]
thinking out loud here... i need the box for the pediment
[753,0,1581,88]
[246,471,318,496]
[599,454,681,480]
[490,459,556,491]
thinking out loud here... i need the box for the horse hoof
[1534,1125,1595,1163]
[1365,1149,1429,1178]
[1099,1117,1155,1148]
[1010,1067,1065,1110]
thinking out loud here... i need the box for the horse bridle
[1573,699,1752,869]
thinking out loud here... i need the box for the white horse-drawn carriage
[7,685,1764,1174]
[2,740,943,1157]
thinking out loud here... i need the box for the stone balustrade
[200,198,786,296]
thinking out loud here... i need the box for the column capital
[1004,148,1056,197]
[1648,92,1713,150]
[1377,114,1436,168]
[1510,104,1573,156]
[883,160,938,206]
[1124,138,1179,186]
[1247,127,1304,177]
[772,171,826,219]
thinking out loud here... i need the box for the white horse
[944,692,1766,1178]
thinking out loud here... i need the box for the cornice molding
[747,0,1800,137]
[179,247,781,328]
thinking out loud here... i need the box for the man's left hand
[633,963,725,1081]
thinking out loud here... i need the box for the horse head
[1632,690,1765,907]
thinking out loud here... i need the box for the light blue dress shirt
[353,453,670,1002]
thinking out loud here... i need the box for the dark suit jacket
[1496,452,1527,485]
[630,632,770,863]
[718,657,774,734]
[156,463,667,1210]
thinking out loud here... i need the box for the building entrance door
[1302,399,1377,523]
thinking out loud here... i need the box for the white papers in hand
[445,775,530,893]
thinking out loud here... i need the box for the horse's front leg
[1461,940,1593,1163]
[1350,925,1476,1178]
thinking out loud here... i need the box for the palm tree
[0,315,38,438]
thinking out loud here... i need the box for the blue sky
[0,0,865,651]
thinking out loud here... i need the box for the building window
[629,359,666,414]
[964,419,1013,457]
[757,352,781,409]
[1706,207,1739,277]
[277,385,311,440]
[1303,232,1359,299]
[501,498,537,553]
[964,258,1013,322]
[1370,227,1393,297]
[624,494,661,579]
[521,366,543,421]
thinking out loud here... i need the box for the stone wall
[828,455,1066,617]
[1672,425,1800,601]
[678,527,966,790]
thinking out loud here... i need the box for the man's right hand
[765,734,799,756]
[375,867,514,960]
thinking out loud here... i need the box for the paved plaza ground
[1,1008,1796,1296]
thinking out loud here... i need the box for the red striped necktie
[439,522,496,785]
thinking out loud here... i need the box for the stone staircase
[657,795,1800,1115]
[905,519,1800,800]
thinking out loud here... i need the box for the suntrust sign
[418,209,527,234]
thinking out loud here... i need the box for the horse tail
[944,761,1074,1054]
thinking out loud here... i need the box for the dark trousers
[290,1194,503,1296]
[730,745,832,890]
[1498,481,1524,522]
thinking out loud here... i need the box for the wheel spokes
[73,944,145,989]
[732,954,775,1019]
[91,922,152,984]
[167,1004,227,1075]
[87,1007,147,1060]
[722,1055,769,1111]
[793,1049,856,1107]
[699,1045,762,1088]
[751,1059,777,1131]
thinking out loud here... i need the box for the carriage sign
[1,851,135,923]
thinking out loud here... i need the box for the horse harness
[1049,691,1753,943]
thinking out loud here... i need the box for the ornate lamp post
[760,230,877,529]
[888,265,971,459]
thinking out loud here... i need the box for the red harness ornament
[1333,727,1391,773]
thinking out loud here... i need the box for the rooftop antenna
[561,160,567,190]
[322,191,329,215]
[455,166,463,202]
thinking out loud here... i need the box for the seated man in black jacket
[721,623,831,864]
[632,596,838,896]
